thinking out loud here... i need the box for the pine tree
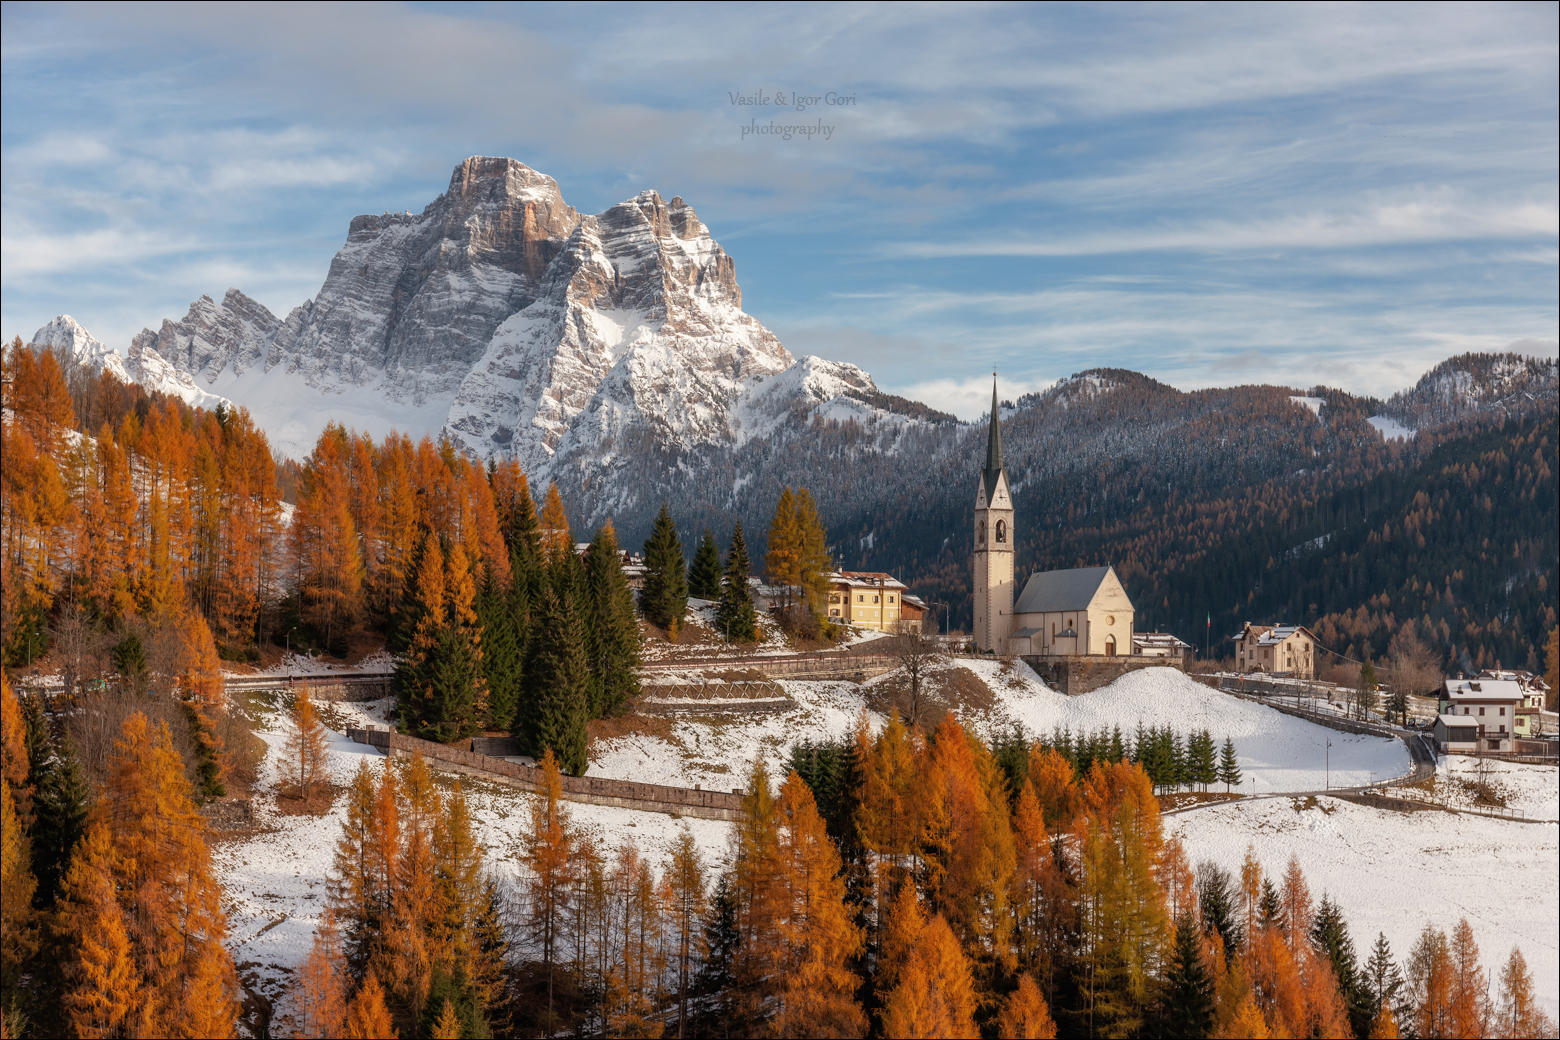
[640,502,688,631]
[1190,730,1217,791]
[475,569,522,730]
[330,759,390,971]
[31,732,90,907]
[283,687,332,801]
[538,481,572,563]
[527,588,590,775]
[687,528,723,600]
[1196,863,1242,959]
[386,756,439,1022]
[1362,932,1406,1028]
[1162,913,1215,1039]
[1311,893,1368,1037]
[1218,737,1241,794]
[582,521,640,717]
[1368,1003,1400,1038]
[998,973,1058,1039]
[715,522,758,642]
[395,539,487,743]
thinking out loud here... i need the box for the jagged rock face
[445,188,792,471]
[29,315,129,382]
[132,288,280,382]
[268,156,582,399]
[35,157,903,514]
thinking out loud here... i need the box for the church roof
[982,377,1005,498]
[1014,565,1116,613]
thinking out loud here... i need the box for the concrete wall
[349,728,744,821]
[1021,655,1184,696]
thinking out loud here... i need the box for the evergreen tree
[1162,913,1215,1039]
[687,528,724,601]
[1218,737,1242,793]
[1259,878,1283,930]
[30,732,89,908]
[581,522,641,717]
[394,539,487,743]
[475,570,522,731]
[526,588,590,776]
[640,503,688,631]
[282,688,331,801]
[1363,931,1406,1027]
[1196,862,1242,959]
[716,522,759,643]
[1190,730,1218,791]
[1313,893,1369,1038]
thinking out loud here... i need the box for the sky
[2,2,1556,418]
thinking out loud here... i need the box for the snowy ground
[1389,756,1560,822]
[591,661,1412,796]
[217,660,1418,1030]
[214,694,732,1031]
[251,650,395,676]
[1171,796,1559,1019]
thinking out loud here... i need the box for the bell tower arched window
[996,519,1006,543]
[978,519,986,544]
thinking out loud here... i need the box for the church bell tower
[973,376,1014,653]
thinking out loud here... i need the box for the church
[972,379,1137,656]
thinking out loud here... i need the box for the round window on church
[1107,615,1115,625]
[995,520,1006,543]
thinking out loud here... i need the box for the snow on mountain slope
[43,156,911,471]
[29,314,232,413]
[29,315,130,383]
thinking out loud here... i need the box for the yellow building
[1234,622,1319,679]
[826,571,913,632]
[1006,565,1136,656]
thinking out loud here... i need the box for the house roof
[830,571,907,591]
[1444,679,1524,702]
[1435,714,1480,731]
[1013,627,1042,639]
[1014,565,1117,613]
[1238,623,1315,646]
[1134,632,1192,650]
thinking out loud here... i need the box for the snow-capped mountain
[30,314,230,412]
[30,157,913,474]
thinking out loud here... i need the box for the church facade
[971,380,1137,655]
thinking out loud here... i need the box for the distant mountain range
[28,156,1559,667]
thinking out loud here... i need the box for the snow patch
[1367,414,1414,440]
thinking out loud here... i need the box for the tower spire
[984,373,1004,495]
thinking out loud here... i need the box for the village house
[1438,678,1523,753]
[1433,714,1483,754]
[826,571,913,633]
[1006,565,1137,657]
[1133,631,1194,659]
[1233,622,1319,679]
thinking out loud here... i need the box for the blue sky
[3,1,1555,417]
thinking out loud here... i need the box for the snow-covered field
[1171,796,1559,1019]
[1394,756,1560,822]
[591,661,1411,795]
[215,660,1433,1028]
[215,694,732,1027]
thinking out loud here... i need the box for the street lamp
[1325,737,1332,790]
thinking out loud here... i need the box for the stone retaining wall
[349,728,744,821]
[1020,656,1183,696]
[643,652,896,682]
